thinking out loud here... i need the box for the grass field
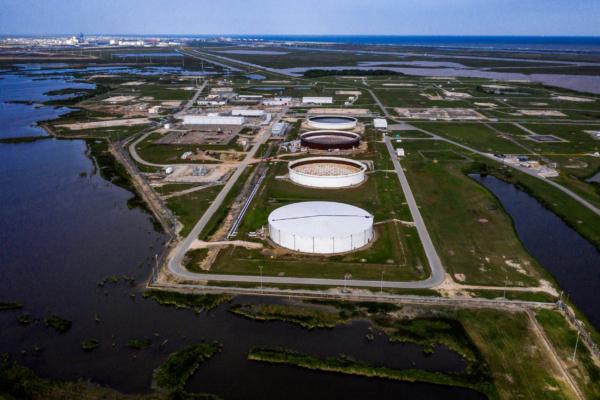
[165,185,223,236]
[536,310,600,399]
[459,309,579,400]
[402,140,545,286]
[206,153,429,281]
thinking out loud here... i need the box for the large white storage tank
[288,157,367,188]
[268,201,374,254]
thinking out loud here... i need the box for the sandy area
[121,81,146,86]
[519,110,566,117]
[162,164,234,184]
[57,118,150,130]
[552,96,594,103]
[103,96,137,103]
[395,108,487,120]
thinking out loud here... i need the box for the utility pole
[259,265,263,290]
[343,273,352,293]
[572,331,580,362]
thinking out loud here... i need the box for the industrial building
[263,97,292,106]
[182,115,245,125]
[271,122,288,136]
[302,96,333,105]
[288,157,367,188]
[268,201,374,254]
[307,115,357,130]
[300,130,361,151]
[231,109,265,117]
[373,118,388,130]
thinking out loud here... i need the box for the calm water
[0,72,94,138]
[0,69,485,399]
[473,175,600,329]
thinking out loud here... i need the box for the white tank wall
[288,158,366,188]
[289,170,364,188]
[269,225,373,254]
[307,117,357,130]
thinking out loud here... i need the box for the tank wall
[269,224,373,254]
[289,168,365,188]
[308,119,357,130]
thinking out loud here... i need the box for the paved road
[384,136,446,287]
[166,111,283,280]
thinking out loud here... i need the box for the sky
[0,0,599,36]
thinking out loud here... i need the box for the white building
[373,118,388,130]
[396,148,405,157]
[302,96,333,105]
[231,109,265,117]
[263,97,292,106]
[271,122,288,136]
[238,94,263,100]
[268,201,374,254]
[148,105,161,114]
[182,115,245,125]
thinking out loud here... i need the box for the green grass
[136,84,194,101]
[0,302,22,311]
[127,338,152,350]
[81,340,100,352]
[536,310,600,399]
[402,141,545,286]
[459,309,578,400]
[153,342,221,392]
[228,303,348,329]
[198,165,255,240]
[44,315,72,334]
[183,248,209,273]
[144,290,231,312]
[248,347,496,398]
[414,122,529,154]
[165,185,223,237]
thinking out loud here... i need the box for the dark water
[18,64,213,76]
[0,69,485,399]
[0,73,94,102]
[0,72,94,138]
[472,175,600,329]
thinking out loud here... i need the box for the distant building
[263,97,292,106]
[302,96,333,104]
[238,94,263,100]
[272,122,289,136]
[148,105,161,114]
[396,148,405,157]
[182,115,244,125]
[231,109,265,117]
[373,118,388,130]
